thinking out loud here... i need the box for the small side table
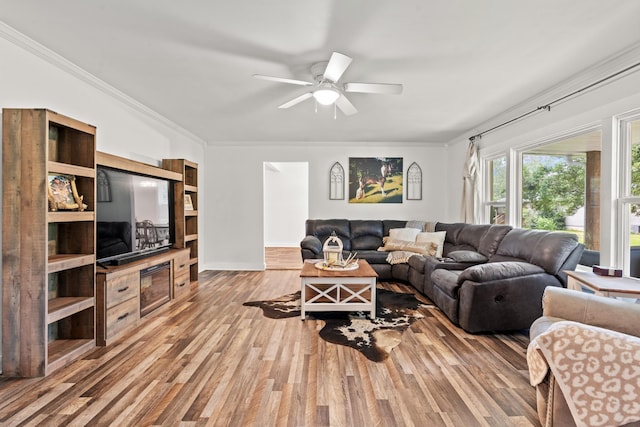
[565,270,640,299]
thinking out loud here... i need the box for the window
[619,116,640,277]
[484,155,506,224]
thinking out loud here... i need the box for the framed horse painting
[348,157,403,203]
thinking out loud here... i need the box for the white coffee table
[299,259,378,320]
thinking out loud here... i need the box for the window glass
[518,129,601,251]
[487,156,506,224]
[521,153,585,232]
[623,118,640,277]
[629,120,640,196]
[624,202,640,277]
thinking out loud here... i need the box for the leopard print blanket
[527,321,640,427]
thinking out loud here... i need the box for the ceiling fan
[253,52,403,116]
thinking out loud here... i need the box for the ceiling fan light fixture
[313,88,340,105]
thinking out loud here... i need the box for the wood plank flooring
[0,270,539,426]
[265,247,302,270]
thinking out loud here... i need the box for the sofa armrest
[540,286,640,338]
[300,235,323,256]
[457,261,545,284]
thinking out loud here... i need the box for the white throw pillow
[388,227,421,242]
[416,231,446,258]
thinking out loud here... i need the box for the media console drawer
[174,271,191,298]
[174,251,190,276]
[105,297,139,341]
[173,250,191,299]
[105,271,139,308]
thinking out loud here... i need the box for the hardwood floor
[0,270,539,426]
[265,247,303,270]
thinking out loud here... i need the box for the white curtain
[460,137,479,223]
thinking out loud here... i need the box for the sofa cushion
[356,249,391,265]
[310,219,352,251]
[457,224,490,249]
[493,229,579,274]
[458,261,545,284]
[478,224,512,258]
[529,232,579,275]
[314,219,350,238]
[351,220,384,250]
[447,250,488,264]
[493,228,545,263]
[407,254,426,272]
[435,222,464,244]
[416,231,446,258]
[351,220,383,238]
[431,269,463,299]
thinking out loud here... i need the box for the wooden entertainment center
[96,247,190,346]
[2,109,200,377]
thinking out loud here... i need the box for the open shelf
[162,158,199,286]
[48,161,95,178]
[48,254,95,273]
[3,109,96,377]
[48,211,95,223]
[48,297,94,324]
[48,339,95,373]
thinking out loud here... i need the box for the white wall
[204,143,449,270]
[264,162,309,247]
[0,30,205,163]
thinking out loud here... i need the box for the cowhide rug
[243,288,426,362]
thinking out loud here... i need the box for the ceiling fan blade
[253,74,313,86]
[323,52,352,82]
[277,92,313,109]
[335,94,358,116]
[343,82,403,95]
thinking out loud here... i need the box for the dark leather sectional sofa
[301,219,584,333]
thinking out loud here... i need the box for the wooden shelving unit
[162,159,199,286]
[2,109,96,377]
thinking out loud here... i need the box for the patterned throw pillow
[379,239,438,256]
[415,231,446,258]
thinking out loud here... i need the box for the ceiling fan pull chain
[334,103,337,120]
[315,99,318,113]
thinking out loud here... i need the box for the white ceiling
[1,1,640,144]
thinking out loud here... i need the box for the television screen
[96,166,173,262]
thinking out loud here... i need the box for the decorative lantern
[323,232,344,266]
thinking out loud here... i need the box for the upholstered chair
[528,287,640,427]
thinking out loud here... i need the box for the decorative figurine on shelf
[47,174,88,211]
[323,231,344,266]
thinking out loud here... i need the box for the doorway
[263,162,308,269]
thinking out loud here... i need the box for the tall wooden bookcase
[162,159,199,285]
[2,109,96,377]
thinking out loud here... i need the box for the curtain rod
[469,60,640,142]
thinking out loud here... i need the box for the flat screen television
[96,165,174,265]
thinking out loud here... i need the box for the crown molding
[0,21,207,147]
[210,140,448,148]
[454,41,640,144]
